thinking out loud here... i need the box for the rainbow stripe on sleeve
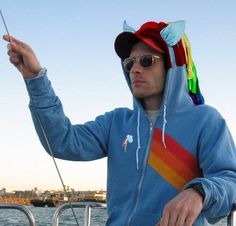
[148,129,202,190]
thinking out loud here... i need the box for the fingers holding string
[3,34,42,78]
[6,41,23,68]
[3,35,28,54]
[4,35,32,68]
[3,34,23,45]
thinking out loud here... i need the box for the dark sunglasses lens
[140,55,153,68]
[123,58,134,72]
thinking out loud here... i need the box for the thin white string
[136,109,141,170]
[0,9,12,44]
[162,104,167,149]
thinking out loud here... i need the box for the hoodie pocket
[106,207,161,226]
[130,210,161,226]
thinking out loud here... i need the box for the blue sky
[0,0,235,191]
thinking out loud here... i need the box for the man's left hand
[159,188,203,226]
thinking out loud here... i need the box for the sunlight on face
[129,42,166,110]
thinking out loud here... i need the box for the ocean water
[0,206,230,226]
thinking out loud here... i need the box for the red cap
[115,21,168,59]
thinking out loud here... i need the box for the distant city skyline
[0,187,107,206]
[0,0,235,190]
[0,187,106,192]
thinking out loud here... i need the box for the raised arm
[3,35,110,161]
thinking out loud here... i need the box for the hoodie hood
[115,20,205,108]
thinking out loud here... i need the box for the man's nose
[130,61,143,74]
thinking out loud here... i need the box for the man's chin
[133,93,146,99]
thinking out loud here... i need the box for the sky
[0,0,235,191]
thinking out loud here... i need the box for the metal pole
[84,205,91,226]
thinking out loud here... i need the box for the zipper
[125,120,154,226]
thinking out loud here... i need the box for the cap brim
[115,32,165,60]
[114,32,139,60]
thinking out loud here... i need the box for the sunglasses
[123,54,163,72]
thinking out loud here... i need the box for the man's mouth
[131,80,145,86]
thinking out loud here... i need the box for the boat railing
[52,201,106,226]
[0,203,36,226]
[0,202,235,225]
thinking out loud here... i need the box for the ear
[160,20,185,46]
[123,20,135,32]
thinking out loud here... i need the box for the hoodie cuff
[25,67,47,81]
[24,68,54,100]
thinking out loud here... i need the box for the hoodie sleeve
[185,107,236,224]
[25,74,112,161]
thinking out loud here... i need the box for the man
[4,20,236,226]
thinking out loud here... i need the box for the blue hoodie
[25,31,236,226]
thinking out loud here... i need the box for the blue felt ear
[160,20,185,46]
[123,20,135,33]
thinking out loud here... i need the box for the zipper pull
[150,122,153,133]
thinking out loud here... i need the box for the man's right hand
[3,35,42,79]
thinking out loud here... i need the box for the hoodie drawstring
[136,109,141,170]
[162,104,167,148]
[136,105,167,170]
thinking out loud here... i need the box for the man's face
[128,42,166,105]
